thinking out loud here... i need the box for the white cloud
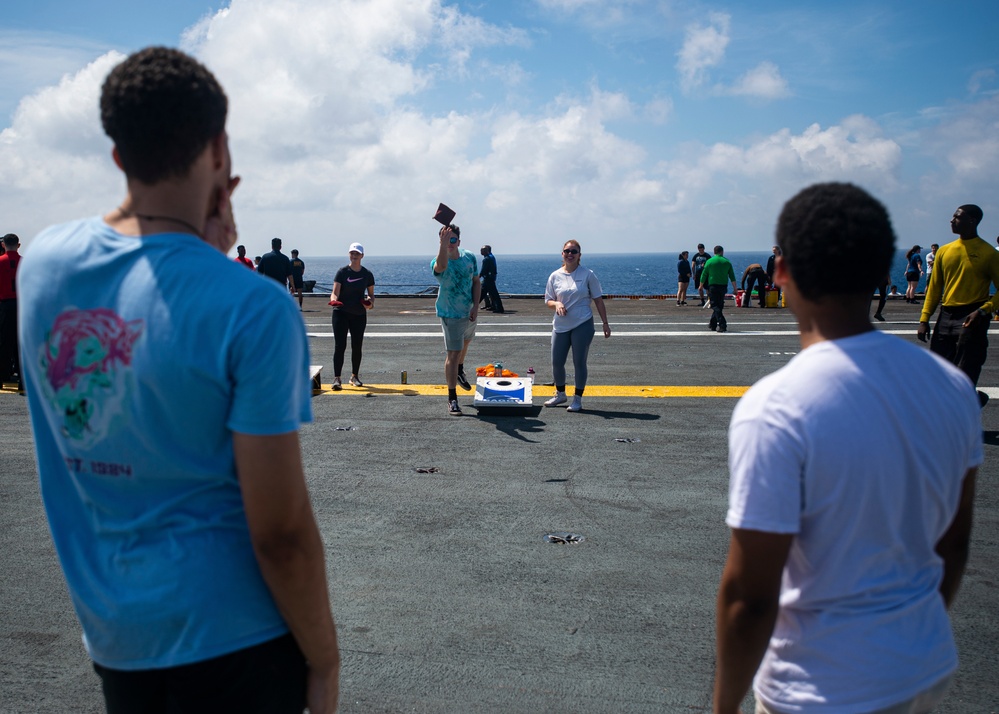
[677,12,730,93]
[0,52,123,226]
[534,0,646,27]
[727,61,790,99]
[0,31,111,120]
[536,0,605,9]
[0,0,530,244]
[481,93,650,220]
[655,115,902,236]
[921,95,999,183]
[676,14,790,101]
[643,97,673,124]
[968,68,996,96]
[0,0,992,255]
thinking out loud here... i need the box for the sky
[1,0,997,258]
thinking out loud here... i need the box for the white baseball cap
[348,242,364,255]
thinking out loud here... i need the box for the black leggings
[332,310,368,377]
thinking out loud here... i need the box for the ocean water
[298,251,928,296]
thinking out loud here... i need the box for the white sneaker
[566,396,583,412]
[545,392,567,407]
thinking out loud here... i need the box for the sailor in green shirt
[702,246,738,332]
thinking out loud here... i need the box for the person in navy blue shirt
[479,244,504,313]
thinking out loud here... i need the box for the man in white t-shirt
[713,183,980,714]
[925,243,937,278]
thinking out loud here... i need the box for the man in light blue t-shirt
[431,223,481,416]
[18,47,340,714]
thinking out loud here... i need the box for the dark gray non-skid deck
[2,296,996,712]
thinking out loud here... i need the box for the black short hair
[2,233,18,248]
[101,47,227,184]
[958,204,984,227]
[777,183,895,301]
[271,237,282,249]
[449,224,460,238]
[713,245,723,255]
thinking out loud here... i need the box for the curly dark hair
[776,183,895,301]
[100,47,227,184]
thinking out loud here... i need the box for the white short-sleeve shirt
[545,266,602,333]
[727,331,981,712]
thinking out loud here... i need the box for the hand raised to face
[203,175,241,254]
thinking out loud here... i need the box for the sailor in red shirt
[0,233,22,390]
[234,243,255,270]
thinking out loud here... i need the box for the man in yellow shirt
[918,204,999,405]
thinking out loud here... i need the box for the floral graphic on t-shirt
[39,308,144,447]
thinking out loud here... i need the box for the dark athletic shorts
[93,633,307,714]
[293,276,304,289]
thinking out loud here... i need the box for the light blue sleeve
[226,287,312,435]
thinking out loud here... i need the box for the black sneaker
[456,371,471,390]
[448,399,463,416]
[874,313,885,322]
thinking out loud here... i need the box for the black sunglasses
[562,248,579,255]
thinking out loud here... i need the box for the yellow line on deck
[2,383,748,398]
[313,384,749,398]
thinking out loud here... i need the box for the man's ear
[210,131,227,171]
[773,254,791,289]
[111,146,125,171]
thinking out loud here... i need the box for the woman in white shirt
[543,240,611,412]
